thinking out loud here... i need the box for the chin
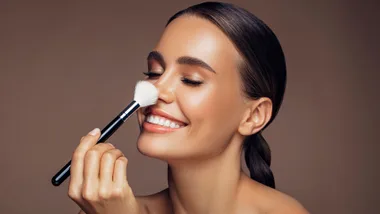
[136,132,199,162]
[137,133,174,160]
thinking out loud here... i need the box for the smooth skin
[68,16,309,214]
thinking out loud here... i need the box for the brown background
[0,0,378,213]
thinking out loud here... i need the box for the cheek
[179,84,216,122]
[181,89,211,115]
[179,83,242,143]
[181,82,241,120]
[206,87,242,134]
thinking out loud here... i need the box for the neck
[166,134,244,214]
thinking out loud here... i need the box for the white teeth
[159,118,165,125]
[145,114,183,128]
[153,116,159,124]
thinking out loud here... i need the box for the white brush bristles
[134,81,158,107]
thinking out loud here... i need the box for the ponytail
[243,131,275,188]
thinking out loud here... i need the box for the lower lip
[142,121,185,134]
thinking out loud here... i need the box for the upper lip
[144,107,188,125]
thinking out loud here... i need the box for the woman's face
[136,16,248,161]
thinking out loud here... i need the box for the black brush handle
[51,101,139,186]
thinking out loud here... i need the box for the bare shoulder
[136,188,172,214]
[237,175,309,214]
[266,190,309,214]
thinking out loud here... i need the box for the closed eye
[143,71,161,79]
[143,71,203,87]
[181,78,203,86]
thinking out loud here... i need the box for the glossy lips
[143,107,187,134]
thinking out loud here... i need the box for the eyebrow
[177,56,216,73]
[147,51,166,70]
[146,51,216,73]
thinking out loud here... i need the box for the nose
[154,78,176,104]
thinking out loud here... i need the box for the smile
[142,107,188,134]
[145,114,184,128]
[143,114,188,134]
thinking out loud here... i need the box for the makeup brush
[51,81,158,186]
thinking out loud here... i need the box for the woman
[68,2,309,214]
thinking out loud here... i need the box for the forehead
[154,15,240,72]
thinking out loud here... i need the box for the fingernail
[89,128,100,136]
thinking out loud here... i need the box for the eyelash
[143,71,203,87]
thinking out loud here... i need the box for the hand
[68,128,140,214]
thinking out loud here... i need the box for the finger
[98,149,124,199]
[114,156,128,186]
[78,210,86,214]
[71,128,101,182]
[82,143,115,195]
[69,128,101,200]
[77,128,102,155]
[100,148,124,185]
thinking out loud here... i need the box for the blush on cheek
[181,89,212,118]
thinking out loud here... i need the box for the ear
[238,97,272,136]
